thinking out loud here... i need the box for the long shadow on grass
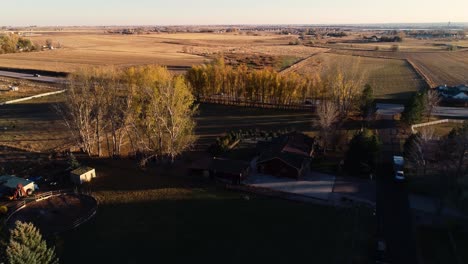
[59,197,369,264]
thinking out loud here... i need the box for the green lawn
[56,158,375,264]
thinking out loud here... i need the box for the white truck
[393,156,405,181]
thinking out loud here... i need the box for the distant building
[9,86,19,91]
[70,167,96,185]
[437,84,468,103]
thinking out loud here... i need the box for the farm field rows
[291,53,427,101]
[407,51,468,86]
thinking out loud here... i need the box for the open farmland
[407,51,468,86]
[0,31,325,73]
[291,53,426,101]
[326,38,457,52]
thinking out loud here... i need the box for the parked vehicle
[393,156,405,181]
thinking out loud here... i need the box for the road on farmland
[0,70,65,84]
[378,103,468,118]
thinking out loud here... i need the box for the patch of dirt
[7,194,97,235]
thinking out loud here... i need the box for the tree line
[58,66,196,165]
[0,34,40,54]
[187,57,366,112]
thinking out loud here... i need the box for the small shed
[70,167,96,184]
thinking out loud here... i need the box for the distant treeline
[0,34,40,54]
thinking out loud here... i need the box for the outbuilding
[70,167,96,184]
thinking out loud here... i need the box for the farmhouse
[189,157,250,184]
[70,167,96,185]
[256,132,316,179]
[437,84,468,102]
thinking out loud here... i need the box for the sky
[1,0,467,26]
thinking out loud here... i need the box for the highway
[0,70,65,84]
[378,103,468,118]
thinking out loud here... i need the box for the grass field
[0,94,70,152]
[292,53,426,101]
[0,96,315,153]
[195,104,315,148]
[57,158,375,264]
[0,77,58,103]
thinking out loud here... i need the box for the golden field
[0,31,325,72]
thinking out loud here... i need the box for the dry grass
[291,53,426,101]
[0,77,58,103]
[0,94,71,152]
[0,32,325,73]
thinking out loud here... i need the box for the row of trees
[58,66,196,165]
[0,35,39,54]
[186,57,366,113]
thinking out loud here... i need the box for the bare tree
[317,100,340,152]
[325,58,367,116]
[424,89,441,121]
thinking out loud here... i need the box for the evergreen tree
[68,153,80,170]
[359,84,377,123]
[6,221,58,264]
[401,92,425,125]
[345,129,381,176]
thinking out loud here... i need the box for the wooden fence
[4,189,98,232]
[411,119,465,133]
[0,89,66,106]
[198,98,316,111]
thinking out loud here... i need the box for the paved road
[0,70,65,84]
[378,103,468,118]
[376,115,419,264]
[377,165,419,264]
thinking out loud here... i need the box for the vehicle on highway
[393,156,405,181]
[33,74,41,77]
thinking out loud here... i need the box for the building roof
[71,166,95,176]
[0,175,33,189]
[257,132,315,170]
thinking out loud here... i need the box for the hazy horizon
[1,0,468,27]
